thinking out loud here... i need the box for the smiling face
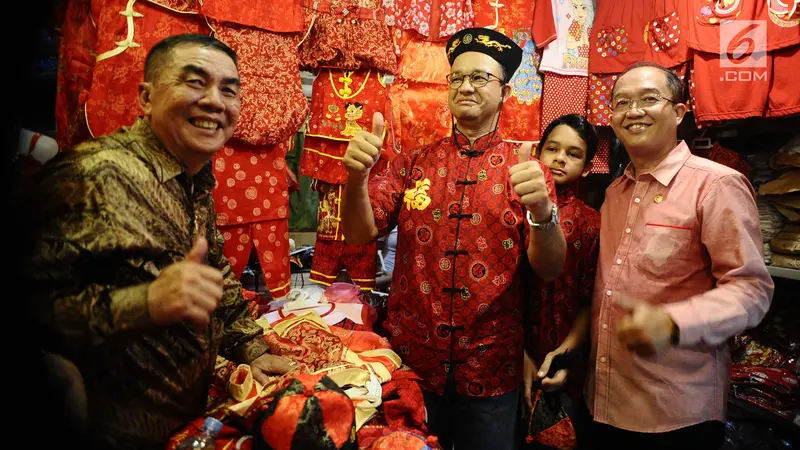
[138,43,241,173]
[538,124,591,186]
[611,66,686,160]
[571,0,589,22]
[447,51,509,127]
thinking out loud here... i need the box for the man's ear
[581,160,594,177]
[138,82,154,117]
[501,84,512,104]
[674,102,688,126]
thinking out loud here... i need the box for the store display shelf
[767,266,800,281]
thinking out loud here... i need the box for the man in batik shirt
[22,35,291,449]
[340,28,567,450]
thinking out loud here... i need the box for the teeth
[192,120,218,130]
[628,124,647,131]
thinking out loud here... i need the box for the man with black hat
[340,27,566,449]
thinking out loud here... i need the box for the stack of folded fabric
[758,196,785,264]
[757,135,800,269]
[746,150,776,192]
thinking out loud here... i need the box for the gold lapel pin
[654,194,664,204]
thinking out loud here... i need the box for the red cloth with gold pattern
[213,138,290,225]
[368,132,557,397]
[219,220,291,298]
[389,32,452,153]
[588,0,692,75]
[213,138,291,297]
[384,0,473,39]
[686,0,800,53]
[200,0,304,33]
[208,18,309,146]
[526,189,599,405]
[473,0,543,142]
[55,0,97,150]
[85,0,207,138]
[301,69,392,184]
[540,73,589,134]
[299,0,397,72]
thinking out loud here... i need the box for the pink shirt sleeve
[663,174,774,347]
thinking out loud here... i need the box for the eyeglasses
[446,71,503,89]
[611,93,676,113]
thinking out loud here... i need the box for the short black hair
[537,114,599,164]
[611,61,683,102]
[144,34,238,82]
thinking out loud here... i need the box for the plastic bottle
[176,417,223,449]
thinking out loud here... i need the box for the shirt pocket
[634,223,695,278]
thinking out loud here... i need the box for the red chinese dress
[369,132,557,397]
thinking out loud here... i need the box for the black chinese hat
[252,374,358,450]
[445,27,523,81]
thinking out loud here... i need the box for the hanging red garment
[308,180,379,291]
[472,0,543,142]
[199,0,304,33]
[300,69,391,185]
[213,138,292,297]
[686,0,800,53]
[299,0,397,72]
[207,18,309,146]
[85,0,207,138]
[693,142,753,177]
[385,0,473,40]
[55,0,97,150]
[588,0,692,75]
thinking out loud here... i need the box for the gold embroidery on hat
[477,34,512,51]
[654,194,664,204]
[463,33,473,44]
[447,38,462,56]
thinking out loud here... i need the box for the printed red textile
[299,0,397,72]
[311,239,378,291]
[209,18,308,145]
[55,0,96,149]
[85,0,207,138]
[219,220,292,299]
[200,0,304,32]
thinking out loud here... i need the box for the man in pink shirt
[586,61,774,449]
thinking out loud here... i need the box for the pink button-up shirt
[586,141,774,432]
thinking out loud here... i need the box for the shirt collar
[130,118,185,184]
[129,118,215,192]
[620,140,691,187]
[451,128,505,154]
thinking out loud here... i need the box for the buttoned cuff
[110,283,153,331]
[662,300,705,347]
[232,337,270,364]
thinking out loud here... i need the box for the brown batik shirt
[25,119,268,449]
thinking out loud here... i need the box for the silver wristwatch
[527,203,560,230]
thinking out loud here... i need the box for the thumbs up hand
[615,294,678,357]
[509,142,552,223]
[147,237,224,328]
[344,112,385,180]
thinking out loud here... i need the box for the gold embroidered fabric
[24,119,268,449]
